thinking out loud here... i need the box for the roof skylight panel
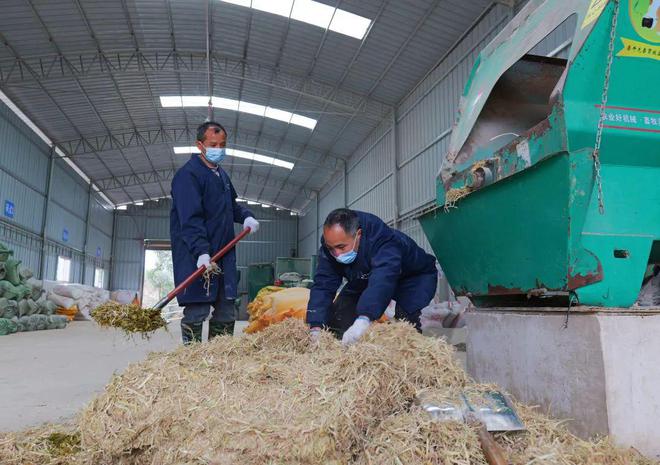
[218,0,371,40]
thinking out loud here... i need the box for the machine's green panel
[247,263,274,302]
[421,0,660,308]
[422,154,570,301]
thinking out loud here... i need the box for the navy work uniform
[170,154,253,342]
[306,211,437,336]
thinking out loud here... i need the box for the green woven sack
[0,297,7,318]
[0,281,12,298]
[15,285,31,300]
[39,300,58,315]
[2,300,17,319]
[31,288,43,301]
[0,244,12,263]
[17,315,31,331]
[26,299,39,316]
[31,287,44,301]
[17,299,30,317]
[31,314,49,330]
[19,267,34,281]
[0,318,17,336]
[4,259,21,286]
[49,315,68,330]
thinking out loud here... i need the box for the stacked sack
[245,286,309,334]
[43,281,111,321]
[420,295,472,330]
[0,243,69,336]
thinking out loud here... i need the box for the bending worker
[170,121,259,344]
[307,208,437,345]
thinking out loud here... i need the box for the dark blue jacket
[170,154,253,305]
[306,211,437,327]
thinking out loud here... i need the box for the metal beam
[273,0,390,209]
[290,0,444,206]
[54,126,345,171]
[0,50,392,118]
[94,168,314,199]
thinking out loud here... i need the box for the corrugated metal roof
[0,0,492,210]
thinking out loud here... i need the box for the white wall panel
[399,137,449,215]
[0,102,49,190]
[347,131,393,205]
[0,170,46,233]
[348,177,394,223]
[0,99,113,284]
[298,233,318,258]
[318,176,345,226]
[46,203,85,250]
[50,162,89,220]
[297,199,318,257]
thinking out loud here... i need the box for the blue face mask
[204,147,226,164]
[334,235,359,264]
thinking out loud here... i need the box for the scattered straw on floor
[90,302,166,337]
[0,319,656,465]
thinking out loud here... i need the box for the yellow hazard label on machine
[617,37,660,61]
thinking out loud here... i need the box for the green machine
[247,263,275,301]
[420,0,659,308]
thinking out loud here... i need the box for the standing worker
[307,208,437,345]
[170,121,259,344]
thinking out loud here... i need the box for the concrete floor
[0,320,464,432]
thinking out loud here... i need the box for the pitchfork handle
[477,425,508,465]
[153,228,250,310]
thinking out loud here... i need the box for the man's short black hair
[324,208,359,236]
[196,121,227,142]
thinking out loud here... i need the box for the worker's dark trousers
[182,292,236,325]
[326,292,422,339]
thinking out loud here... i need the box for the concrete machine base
[466,308,660,459]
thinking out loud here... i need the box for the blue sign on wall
[62,228,69,243]
[4,200,15,219]
[96,246,102,258]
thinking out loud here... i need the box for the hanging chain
[593,0,619,215]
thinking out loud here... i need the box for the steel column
[81,183,92,284]
[39,147,55,280]
[391,110,399,228]
[108,210,118,290]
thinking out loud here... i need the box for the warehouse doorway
[142,249,174,308]
[141,238,172,306]
[141,240,182,322]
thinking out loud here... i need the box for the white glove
[341,316,371,346]
[310,327,322,343]
[243,216,259,234]
[196,254,211,269]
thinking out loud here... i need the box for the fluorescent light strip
[220,0,371,40]
[234,197,298,213]
[160,96,316,130]
[114,190,301,213]
[173,146,294,170]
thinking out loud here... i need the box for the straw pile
[0,319,656,465]
[90,302,166,337]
